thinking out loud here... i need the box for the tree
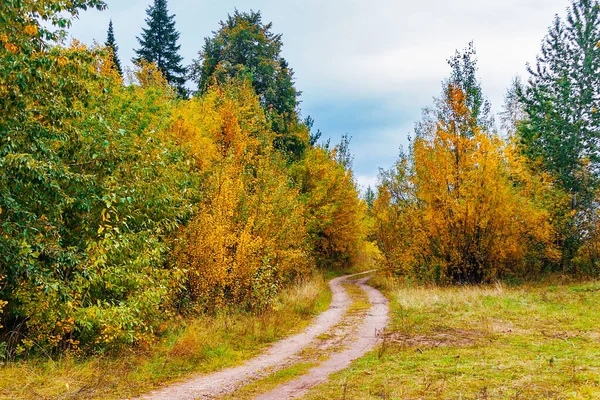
[0,1,204,354]
[520,0,600,201]
[292,146,367,270]
[305,115,322,146]
[190,10,308,158]
[133,0,187,96]
[334,134,354,171]
[518,0,600,267]
[105,20,122,76]
[500,76,527,134]
[172,78,310,311]
[416,42,494,140]
[364,186,376,211]
[375,86,558,283]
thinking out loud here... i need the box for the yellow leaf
[24,25,38,36]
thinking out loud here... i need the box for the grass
[0,271,332,400]
[217,361,317,400]
[302,275,600,399]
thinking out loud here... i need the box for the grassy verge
[303,275,600,399]
[218,361,318,400]
[0,271,332,400]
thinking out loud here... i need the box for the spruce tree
[520,0,600,200]
[519,0,600,268]
[133,0,187,96]
[105,20,122,76]
[190,10,306,157]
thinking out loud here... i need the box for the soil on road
[135,271,389,400]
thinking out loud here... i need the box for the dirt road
[136,271,389,400]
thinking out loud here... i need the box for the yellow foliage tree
[292,147,368,270]
[374,86,559,283]
[173,79,310,311]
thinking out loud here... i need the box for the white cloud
[68,0,571,180]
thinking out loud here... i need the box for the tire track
[255,276,389,400]
[135,271,381,400]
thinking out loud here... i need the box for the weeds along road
[135,271,389,400]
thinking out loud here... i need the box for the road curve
[255,275,389,400]
[135,271,384,400]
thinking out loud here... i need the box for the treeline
[2,0,599,358]
[372,0,600,283]
[0,1,370,356]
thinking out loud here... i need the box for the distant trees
[190,10,308,158]
[133,0,187,96]
[292,146,368,270]
[105,20,122,76]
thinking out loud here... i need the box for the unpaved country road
[255,276,388,400]
[135,271,389,400]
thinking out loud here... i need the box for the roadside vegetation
[1,0,370,358]
[0,271,331,399]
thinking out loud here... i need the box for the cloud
[68,0,570,186]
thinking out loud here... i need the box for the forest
[1,0,600,398]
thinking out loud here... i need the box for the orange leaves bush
[374,86,559,283]
[173,79,310,312]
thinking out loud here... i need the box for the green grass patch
[303,276,600,399]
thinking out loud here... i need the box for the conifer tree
[520,0,600,201]
[518,0,600,266]
[133,0,187,96]
[105,19,122,76]
[190,10,307,158]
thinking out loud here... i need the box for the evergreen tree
[133,0,187,96]
[190,10,307,158]
[519,0,600,268]
[520,0,600,201]
[305,115,322,146]
[105,19,122,76]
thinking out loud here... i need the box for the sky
[68,0,570,191]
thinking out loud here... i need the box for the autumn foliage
[3,0,597,361]
[374,86,559,283]
[292,147,368,270]
[0,1,369,356]
[172,80,311,312]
